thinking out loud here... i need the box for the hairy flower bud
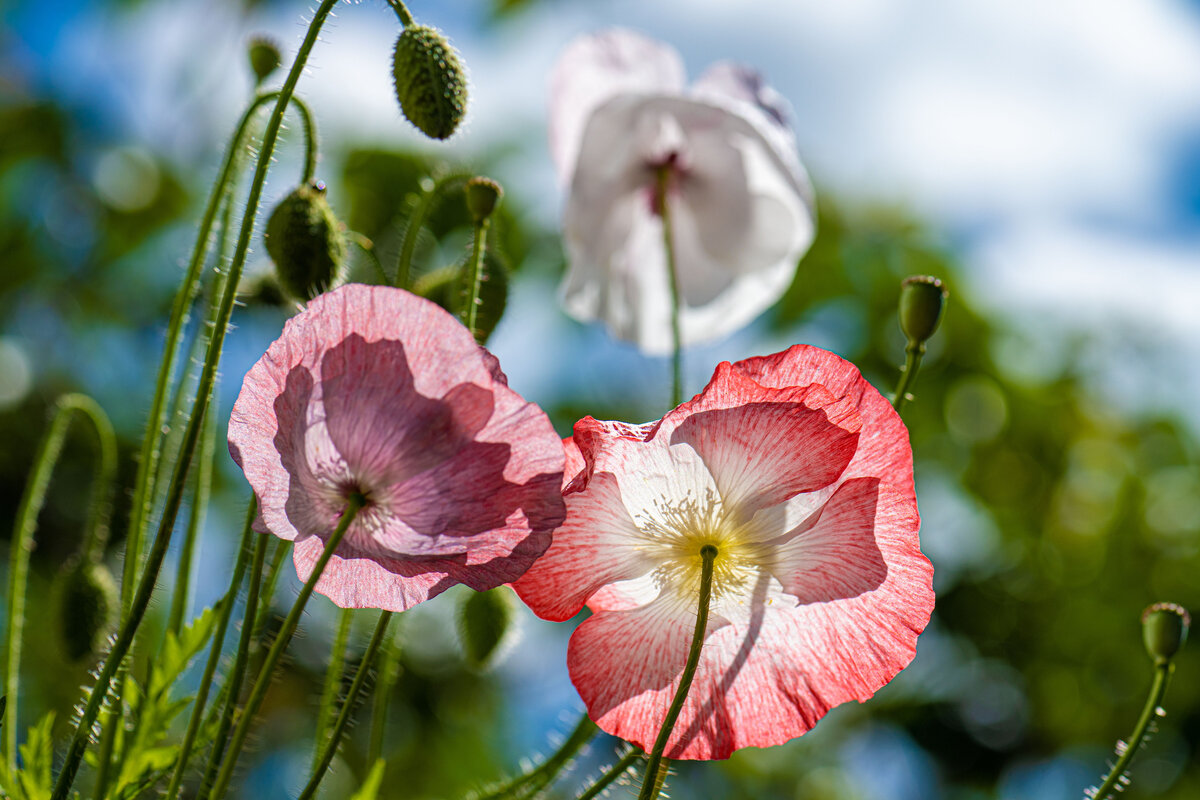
[898,275,948,344]
[464,176,503,223]
[263,180,346,302]
[57,561,118,661]
[392,25,467,140]
[1142,602,1190,665]
[458,586,518,670]
[247,36,282,85]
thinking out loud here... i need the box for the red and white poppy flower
[228,284,566,612]
[512,345,933,759]
[550,29,816,353]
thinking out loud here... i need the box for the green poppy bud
[458,586,518,670]
[263,180,346,302]
[247,36,282,85]
[1142,602,1190,665]
[464,177,503,223]
[392,25,468,140]
[57,561,118,661]
[898,275,948,344]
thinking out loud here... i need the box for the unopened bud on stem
[392,25,468,140]
[247,36,282,85]
[899,275,948,345]
[1142,602,1190,665]
[264,180,347,302]
[57,561,118,661]
[464,177,502,223]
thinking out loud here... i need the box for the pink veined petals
[512,345,934,759]
[228,283,566,612]
[551,29,817,353]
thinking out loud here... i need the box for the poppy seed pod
[57,561,118,661]
[464,177,502,223]
[263,181,346,302]
[247,36,282,85]
[1142,602,1190,665]
[392,25,467,140]
[898,275,948,344]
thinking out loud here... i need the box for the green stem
[1092,662,1174,800]
[891,339,924,415]
[163,499,258,800]
[119,91,312,621]
[346,231,389,284]
[299,611,395,800]
[167,387,218,637]
[2,393,114,773]
[577,750,643,800]
[462,218,490,342]
[655,167,683,409]
[387,0,415,27]
[638,545,717,800]
[51,8,336,787]
[476,713,600,800]
[314,609,354,758]
[394,171,470,289]
[199,530,269,798]
[252,537,291,645]
[207,495,364,800]
[367,624,402,765]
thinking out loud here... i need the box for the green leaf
[451,248,510,344]
[17,712,56,800]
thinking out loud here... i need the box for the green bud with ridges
[392,25,468,140]
[247,36,282,85]
[57,561,118,661]
[899,275,948,344]
[1142,602,1190,665]
[263,180,346,302]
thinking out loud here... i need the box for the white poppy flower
[550,29,817,354]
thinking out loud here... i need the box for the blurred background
[2,0,1200,797]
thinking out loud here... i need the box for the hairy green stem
[638,545,717,800]
[476,713,599,800]
[387,0,415,27]
[577,750,642,800]
[394,171,470,289]
[199,530,269,798]
[299,611,395,800]
[463,217,491,342]
[892,339,924,415]
[368,623,403,765]
[163,499,258,800]
[2,394,115,773]
[655,167,683,409]
[1091,662,1174,799]
[314,609,354,759]
[51,6,336,791]
[207,495,364,800]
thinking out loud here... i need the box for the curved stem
[655,167,683,409]
[387,0,415,27]
[199,530,269,798]
[299,611,394,800]
[251,537,291,645]
[121,90,316,620]
[1091,662,1174,799]
[167,383,218,637]
[891,339,924,415]
[163,499,258,800]
[51,7,337,792]
[463,218,491,342]
[314,608,354,758]
[346,231,388,284]
[394,171,471,289]
[577,750,642,800]
[2,393,115,773]
[207,495,364,800]
[638,545,717,800]
[475,713,599,800]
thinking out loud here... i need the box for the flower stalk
[638,544,718,800]
[655,166,684,408]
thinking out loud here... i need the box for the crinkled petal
[731,345,914,495]
[549,28,686,183]
[569,485,931,759]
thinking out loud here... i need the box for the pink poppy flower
[512,345,933,759]
[228,284,566,611]
[550,29,816,354]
